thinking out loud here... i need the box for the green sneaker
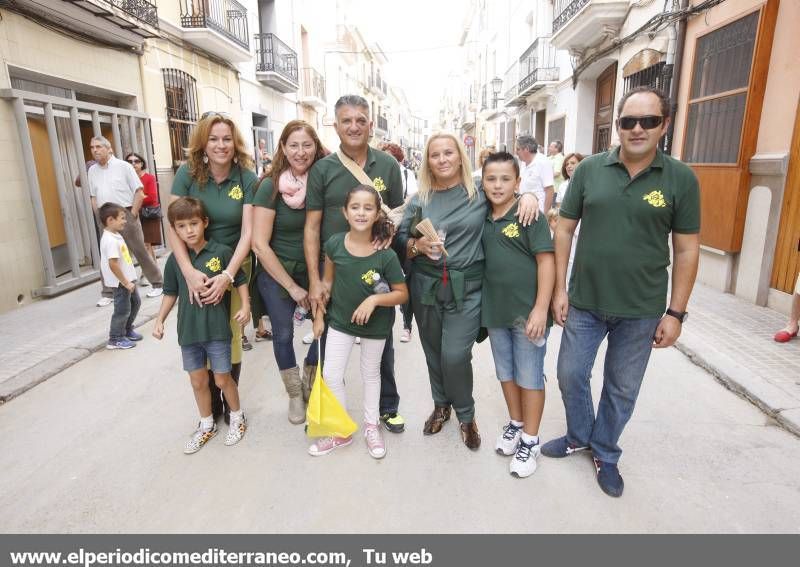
[380,412,405,433]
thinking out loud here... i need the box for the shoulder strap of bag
[336,148,394,217]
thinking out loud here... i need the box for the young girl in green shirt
[310,185,408,459]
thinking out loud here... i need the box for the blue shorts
[181,340,232,373]
[487,326,549,390]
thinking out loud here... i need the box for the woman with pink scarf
[252,121,327,424]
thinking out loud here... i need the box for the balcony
[10,0,159,47]
[551,0,628,52]
[254,33,299,93]
[300,68,326,109]
[369,75,387,99]
[179,0,251,62]
[517,37,559,97]
[503,62,522,107]
[375,115,389,136]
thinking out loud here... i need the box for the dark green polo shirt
[163,240,247,346]
[252,177,306,264]
[481,201,554,328]
[324,233,405,339]
[307,147,404,248]
[559,147,700,318]
[171,163,258,249]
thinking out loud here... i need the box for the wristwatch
[665,308,688,323]
[410,238,419,257]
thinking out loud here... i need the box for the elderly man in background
[88,136,163,306]
[516,136,554,213]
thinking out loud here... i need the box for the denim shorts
[181,340,232,373]
[487,326,549,390]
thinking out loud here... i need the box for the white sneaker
[400,328,411,343]
[509,439,540,478]
[96,297,113,307]
[146,287,163,298]
[354,337,361,345]
[184,423,218,454]
[495,422,523,456]
[224,413,247,446]
[302,332,314,345]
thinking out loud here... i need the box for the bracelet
[221,270,235,283]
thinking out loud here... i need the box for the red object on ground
[773,330,798,343]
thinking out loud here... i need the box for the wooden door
[593,63,617,154]
[28,117,67,248]
[771,97,800,293]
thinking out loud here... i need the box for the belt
[415,261,483,311]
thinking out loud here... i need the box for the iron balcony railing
[518,37,558,93]
[101,0,158,28]
[504,62,519,103]
[255,33,299,84]
[301,67,326,102]
[553,0,590,33]
[179,0,249,50]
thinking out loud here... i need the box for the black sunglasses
[617,115,664,130]
[127,158,142,164]
[201,111,230,120]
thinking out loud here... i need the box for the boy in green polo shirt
[152,197,250,454]
[481,152,555,478]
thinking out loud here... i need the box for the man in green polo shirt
[305,94,406,433]
[542,86,700,497]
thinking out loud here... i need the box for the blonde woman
[169,112,258,426]
[397,135,539,450]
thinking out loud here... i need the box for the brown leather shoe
[460,421,481,450]
[423,406,451,435]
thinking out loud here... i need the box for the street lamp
[491,76,503,109]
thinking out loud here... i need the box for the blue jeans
[556,306,660,464]
[109,284,141,340]
[487,326,549,390]
[256,271,318,370]
[181,340,232,373]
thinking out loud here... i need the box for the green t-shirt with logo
[252,177,306,264]
[559,147,700,318]
[481,201,554,328]
[171,163,258,249]
[324,233,405,339]
[307,147,404,250]
[163,240,247,346]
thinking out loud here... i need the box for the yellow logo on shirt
[373,177,387,192]
[361,269,379,285]
[121,244,133,265]
[228,185,244,200]
[642,190,667,208]
[206,257,222,272]
[502,223,520,239]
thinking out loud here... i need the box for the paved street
[1,307,799,533]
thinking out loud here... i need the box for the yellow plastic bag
[306,351,357,438]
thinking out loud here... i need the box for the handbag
[140,205,162,219]
[306,341,358,438]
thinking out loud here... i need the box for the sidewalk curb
[0,312,158,405]
[675,338,800,438]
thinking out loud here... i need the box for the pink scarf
[278,169,307,209]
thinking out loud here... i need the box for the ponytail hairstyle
[344,184,392,242]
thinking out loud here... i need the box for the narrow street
[1,315,798,533]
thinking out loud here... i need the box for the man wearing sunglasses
[544,86,700,497]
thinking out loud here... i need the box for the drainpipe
[666,0,689,155]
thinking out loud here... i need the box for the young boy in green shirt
[152,197,251,454]
[481,152,555,478]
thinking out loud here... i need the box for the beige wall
[0,10,144,314]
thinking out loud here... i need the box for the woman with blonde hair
[252,120,326,423]
[397,134,539,450]
[169,112,258,429]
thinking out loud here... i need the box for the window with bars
[548,117,565,147]
[623,61,670,151]
[683,11,758,164]
[162,68,200,169]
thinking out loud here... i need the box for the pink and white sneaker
[308,435,353,456]
[364,423,386,459]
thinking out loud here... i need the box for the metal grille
[518,37,558,94]
[254,33,299,83]
[301,68,326,102]
[684,11,758,163]
[690,11,758,99]
[548,117,565,147]
[100,0,158,28]
[553,0,590,34]
[179,0,249,50]
[161,69,199,169]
